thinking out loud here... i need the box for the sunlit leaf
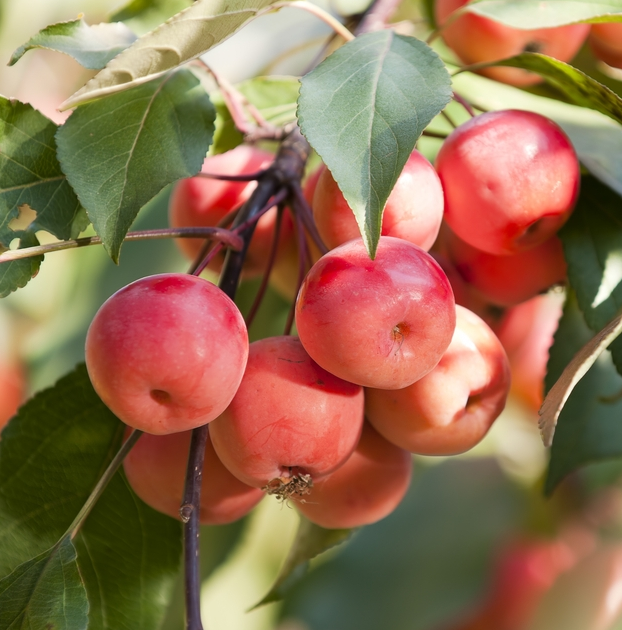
[253,515,353,609]
[465,0,622,28]
[10,18,137,69]
[62,0,278,109]
[298,31,452,258]
[56,69,215,262]
[0,536,88,630]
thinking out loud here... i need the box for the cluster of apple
[436,0,622,84]
[84,104,580,531]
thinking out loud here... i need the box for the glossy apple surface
[209,335,364,488]
[124,429,264,524]
[436,110,580,256]
[365,305,510,455]
[296,236,456,389]
[86,274,249,435]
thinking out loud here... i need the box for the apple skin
[85,274,249,435]
[313,151,444,251]
[589,23,622,69]
[444,227,567,307]
[435,110,580,256]
[0,362,24,432]
[124,429,264,524]
[497,292,564,412]
[209,335,364,488]
[435,0,589,86]
[169,145,293,275]
[365,305,510,456]
[295,236,456,390]
[295,422,412,529]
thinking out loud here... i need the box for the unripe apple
[296,236,456,389]
[124,429,264,524]
[436,110,580,256]
[169,145,294,275]
[435,0,589,86]
[85,274,249,435]
[445,228,567,307]
[313,150,444,251]
[589,23,622,69]
[295,422,412,529]
[365,305,510,455]
[209,336,364,491]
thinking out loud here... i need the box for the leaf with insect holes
[0,363,182,630]
[10,18,137,69]
[544,292,622,493]
[56,69,215,263]
[465,0,622,28]
[559,177,622,375]
[252,515,354,609]
[298,31,452,258]
[211,75,300,154]
[61,0,279,109]
[469,53,622,126]
[0,536,88,630]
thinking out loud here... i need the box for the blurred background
[2,1,622,629]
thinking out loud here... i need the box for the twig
[354,0,401,34]
[0,227,244,264]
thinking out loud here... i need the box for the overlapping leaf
[472,53,622,125]
[110,0,194,32]
[10,18,137,69]
[0,364,182,630]
[559,177,622,375]
[212,76,300,154]
[298,31,452,258]
[253,516,354,609]
[56,69,215,262]
[545,293,622,493]
[0,536,88,630]
[465,0,622,28]
[0,98,85,295]
[62,0,278,109]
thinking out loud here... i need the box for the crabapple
[365,305,510,456]
[313,150,444,251]
[445,228,567,307]
[435,110,580,256]
[0,362,24,432]
[295,421,412,529]
[124,428,264,524]
[295,236,456,389]
[209,336,364,492]
[169,145,293,275]
[589,23,622,69]
[85,273,248,435]
[497,292,564,412]
[435,0,589,86]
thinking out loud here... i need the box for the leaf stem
[0,227,244,263]
[66,429,143,539]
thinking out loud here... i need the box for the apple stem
[195,170,267,182]
[452,91,476,118]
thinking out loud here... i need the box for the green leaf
[0,98,84,294]
[558,177,622,374]
[474,53,622,125]
[452,72,622,199]
[544,292,622,493]
[110,0,193,31]
[0,232,43,298]
[466,0,622,28]
[298,31,452,258]
[0,363,123,578]
[56,69,215,262]
[253,515,353,609]
[62,0,278,109]
[211,75,300,154]
[0,536,88,630]
[76,472,182,630]
[10,18,137,70]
